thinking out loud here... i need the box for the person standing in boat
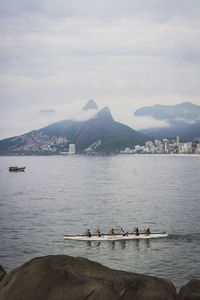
[86,229,91,237]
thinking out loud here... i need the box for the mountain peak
[82,99,98,111]
[96,106,113,122]
[177,101,198,108]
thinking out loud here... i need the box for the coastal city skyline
[121,136,200,155]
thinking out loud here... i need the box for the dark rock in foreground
[178,279,200,300]
[0,265,6,282]
[0,255,177,300]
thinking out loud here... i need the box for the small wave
[169,233,200,242]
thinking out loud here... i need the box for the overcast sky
[0,0,200,139]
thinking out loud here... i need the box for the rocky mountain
[0,101,148,155]
[134,102,200,141]
[82,99,98,111]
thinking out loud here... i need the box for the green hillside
[0,103,149,155]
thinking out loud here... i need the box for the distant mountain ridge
[134,102,200,141]
[134,102,200,122]
[0,101,148,155]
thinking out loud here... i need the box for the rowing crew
[86,227,151,238]
[133,227,151,236]
[86,229,101,237]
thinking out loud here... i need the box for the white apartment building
[155,143,164,153]
[154,139,162,146]
[196,143,200,154]
[176,136,180,144]
[134,145,142,152]
[145,141,154,147]
[163,139,169,153]
[124,147,133,153]
[180,142,192,153]
[69,144,75,154]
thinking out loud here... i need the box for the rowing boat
[64,232,168,241]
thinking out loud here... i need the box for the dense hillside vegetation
[0,101,148,155]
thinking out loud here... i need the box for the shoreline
[132,153,200,157]
[0,153,200,157]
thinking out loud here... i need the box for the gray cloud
[39,109,55,116]
[1,0,200,20]
[0,0,200,139]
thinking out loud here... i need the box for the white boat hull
[64,233,168,241]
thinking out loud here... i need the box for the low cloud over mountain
[133,102,200,140]
[0,100,148,155]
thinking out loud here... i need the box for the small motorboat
[9,167,26,172]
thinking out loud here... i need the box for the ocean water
[0,154,200,290]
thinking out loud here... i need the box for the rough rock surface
[0,255,177,300]
[178,279,200,300]
[0,266,6,282]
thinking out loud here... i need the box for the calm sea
[0,155,199,290]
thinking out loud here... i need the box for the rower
[119,227,128,236]
[86,229,91,237]
[145,228,151,235]
[110,228,115,236]
[95,229,101,237]
[133,227,139,236]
